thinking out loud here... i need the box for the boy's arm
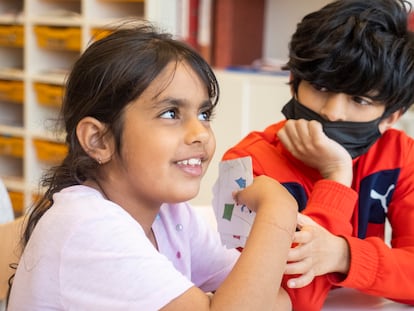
[222,122,357,310]
[222,151,358,311]
[285,170,414,308]
[281,180,357,311]
[332,171,414,305]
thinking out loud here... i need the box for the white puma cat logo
[370,184,395,213]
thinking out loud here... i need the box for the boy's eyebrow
[353,90,379,101]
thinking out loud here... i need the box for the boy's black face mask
[281,97,382,159]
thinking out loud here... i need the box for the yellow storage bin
[0,135,24,158]
[34,82,64,107]
[33,139,68,164]
[0,25,24,48]
[8,190,24,215]
[91,28,113,42]
[0,80,24,103]
[34,26,81,51]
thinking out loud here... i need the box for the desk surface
[322,288,413,310]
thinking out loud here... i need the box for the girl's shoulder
[52,185,131,218]
[36,185,142,246]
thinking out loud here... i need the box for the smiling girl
[7,22,297,311]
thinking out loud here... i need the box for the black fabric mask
[281,97,382,159]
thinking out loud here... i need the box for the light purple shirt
[8,185,238,310]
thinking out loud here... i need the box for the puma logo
[370,184,395,213]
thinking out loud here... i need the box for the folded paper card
[212,156,254,249]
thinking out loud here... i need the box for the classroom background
[0,0,413,219]
[1,1,414,310]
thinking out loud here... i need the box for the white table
[323,288,413,310]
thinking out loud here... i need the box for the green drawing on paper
[223,203,234,221]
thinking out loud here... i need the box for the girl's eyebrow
[152,97,183,108]
[153,96,212,110]
[200,99,214,110]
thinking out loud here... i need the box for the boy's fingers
[297,213,317,226]
[292,230,312,244]
[287,271,315,289]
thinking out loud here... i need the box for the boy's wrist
[322,164,353,187]
[334,236,351,274]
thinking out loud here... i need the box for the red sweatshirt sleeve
[302,179,357,235]
[329,166,414,305]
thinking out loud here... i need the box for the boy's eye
[352,96,372,106]
[311,84,328,92]
[160,110,177,119]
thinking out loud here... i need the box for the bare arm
[161,176,298,311]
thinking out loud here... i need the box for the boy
[222,0,414,310]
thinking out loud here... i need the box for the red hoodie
[223,120,414,311]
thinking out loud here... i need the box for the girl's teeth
[178,158,201,165]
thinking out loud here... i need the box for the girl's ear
[76,117,114,164]
[379,109,404,134]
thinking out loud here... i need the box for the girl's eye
[160,110,177,119]
[198,108,214,121]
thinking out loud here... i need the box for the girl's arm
[162,175,298,311]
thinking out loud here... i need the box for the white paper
[212,156,255,248]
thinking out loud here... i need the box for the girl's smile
[175,157,204,177]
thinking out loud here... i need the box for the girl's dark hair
[285,0,414,115]
[23,21,219,246]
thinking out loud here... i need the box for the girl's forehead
[151,61,202,94]
[130,62,205,106]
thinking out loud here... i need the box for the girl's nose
[319,93,348,121]
[184,117,210,145]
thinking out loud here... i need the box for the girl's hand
[233,175,297,216]
[278,119,353,186]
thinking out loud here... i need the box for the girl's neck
[83,178,160,249]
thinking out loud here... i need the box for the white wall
[263,0,414,60]
[263,0,331,60]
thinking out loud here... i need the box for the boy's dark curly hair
[285,0,414,116]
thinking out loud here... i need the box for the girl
[8,22,297,310]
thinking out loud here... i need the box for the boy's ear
[289,72,295,96]
[379,109,404,134]
[76,117,113,164]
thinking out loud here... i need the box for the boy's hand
[284,214,350,288]
[277,119,353,186]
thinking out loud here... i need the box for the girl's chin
[170,187,201,203]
